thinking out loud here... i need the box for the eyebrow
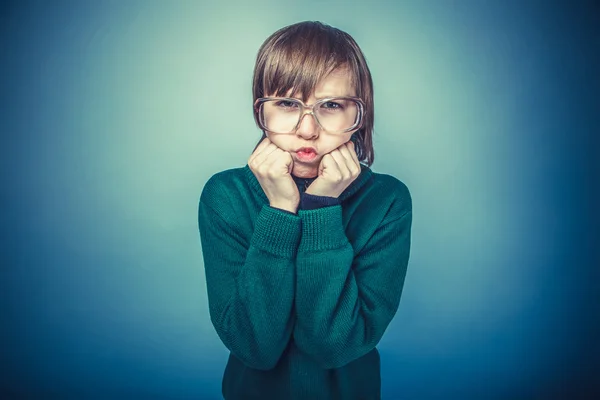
[313,93,355,99]
[278,91,356,100]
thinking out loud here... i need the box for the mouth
[295,147,317,161]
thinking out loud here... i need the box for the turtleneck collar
[244,163,373,202]
[291,174,317,193]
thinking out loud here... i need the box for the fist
[305,141,361,198]
[248,137,300,213]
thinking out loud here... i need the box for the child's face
[265,67,358,178]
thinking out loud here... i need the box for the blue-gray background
[2,1,598,398]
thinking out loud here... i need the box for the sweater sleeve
[292,184,412,369]
[198,180,302,370]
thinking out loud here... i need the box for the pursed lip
[295,147,317,154]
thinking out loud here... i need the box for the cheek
[322,135,352,152]
[265,132,284,145]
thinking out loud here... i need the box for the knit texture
[198,163,412,400]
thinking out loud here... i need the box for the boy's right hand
[248,137,299,214]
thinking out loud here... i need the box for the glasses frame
[254,96,365,134]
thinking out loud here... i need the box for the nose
[295,111,319,139]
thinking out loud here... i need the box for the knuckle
[257,165,268,175]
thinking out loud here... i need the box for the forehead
[279,67,357,99]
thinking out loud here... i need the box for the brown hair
[251,21,375,166]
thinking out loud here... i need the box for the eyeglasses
[254,96,365,134]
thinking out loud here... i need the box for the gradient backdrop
[2,1,598,399]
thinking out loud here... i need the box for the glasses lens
[260,98,361,133]
[261,99,302,133]
[315,99,360,133]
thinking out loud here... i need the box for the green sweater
[197,163,412,400]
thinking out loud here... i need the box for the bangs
[256,22,359,101]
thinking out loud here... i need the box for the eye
[321,101,344,110]
[275,100,299,109]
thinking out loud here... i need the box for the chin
[292,165,318,178]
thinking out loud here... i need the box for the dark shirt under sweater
[284,174,342,212]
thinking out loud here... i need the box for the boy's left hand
[305,141,361,198]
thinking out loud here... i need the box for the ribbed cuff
[251,205,302,257]
[298,205,349,251]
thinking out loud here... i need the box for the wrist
[305,188,341,198]
[270,202,298,214]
